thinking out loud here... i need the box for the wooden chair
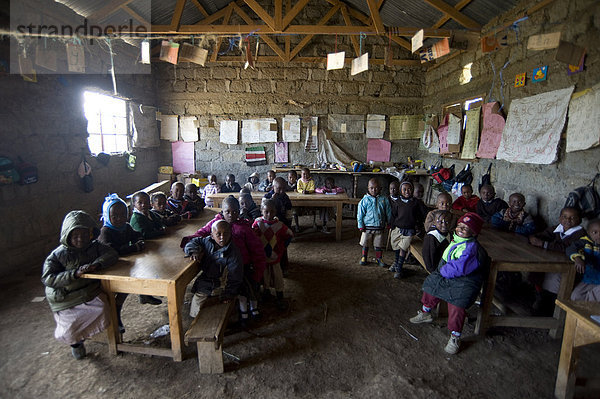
[185,300,234,373]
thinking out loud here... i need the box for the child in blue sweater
[567,219,600,302]
[357,178,391,267]
[491,192,535,235]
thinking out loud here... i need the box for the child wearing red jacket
[452,184,479,213]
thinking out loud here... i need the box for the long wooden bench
[184,300,234,374]
[409,238,427,273]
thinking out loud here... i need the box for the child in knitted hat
[409,212,488,355]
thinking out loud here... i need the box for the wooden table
[83,210,217,361]
[475,227,575,338]
[206,192,360,241]
[554,300,600,399]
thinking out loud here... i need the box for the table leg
[551,266,576,339]
[353,175,358,198]
[167,281,185,361]
[101,280,119,355]
[335,202,343,242]
[555,313,578,399]
[476,262,498,336]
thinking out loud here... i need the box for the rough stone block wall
[415,0,600,226]
[0,74,159,276]
[155,62,425,194]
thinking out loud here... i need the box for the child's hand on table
[135,240,145,251]
[76,263,98,277]
[574,258,585,274]
[528,236,543,247]
[188,249,204,261]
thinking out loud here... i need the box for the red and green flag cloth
[245,146,267,166]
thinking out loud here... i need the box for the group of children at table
[357,178,600,354]
[41,168,348,360]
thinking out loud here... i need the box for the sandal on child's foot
[359,256,368,266]
[375,258,388,268]
[393,270,403,279]
[71,343,86,360]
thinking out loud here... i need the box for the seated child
[528,207,586,311]
[424,192,458,232]
[221,174,242,193]
[413,182,425,201]
[183,220,244,317]
[130,191,166,239]
[421,210,452,274]
[41,210,118,359]
[244,172,260,192]
[252,199,294,310]
[167,182,200,218]
[264,177,292,228]
[566,218,600,302]
[476,184,508,223]
[357,178,392,267]
[239,193,262,223]
[98,194,161,325]
[409,212,486,355]
[297,167,315,194]
[388,180,428,278]
[150,192,181,226]
[491,193,535,235]
[202,175,221,208]
[183,183,205,215]
[315,177,345,233]
[181,197,266,324]
[286,170,298,192]
[452,184,479,213]
[259,170,276,192]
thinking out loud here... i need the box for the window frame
[83,90,131,156]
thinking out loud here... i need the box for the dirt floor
[1,215,600,399]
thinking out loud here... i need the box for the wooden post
[554,313,577,399]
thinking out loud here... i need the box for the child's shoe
[70,343,86,360]
[376,258,388,268]
[321,225,331,234]
[444,334,461,354]
[239,310,250,328]
[359,256,368,266]
[139,295,162,305]
[409,310,433,324]
[393,270,403,279]
[251,309,262,321]
[388,265,396,272]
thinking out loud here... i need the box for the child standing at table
[260,170,276,192]
[421,210,452,274]
[184,220,244,317]
[452,184,479,213]
[42,210,118,359]
[239,193,262,223]
[130,191,166,239]
[491,192,536,235]
[182,197,266,324]
[424,192,457,232]
[409,212,487,354]
[287,170,298,192]
[252,199,294,310]
[388,180,428,277]
[315,177,345,233]
[221,174,242,193]
[98,194,161,327]
[264,177,293,228]
[151,192,181,227]
[357,178,392,267]
[476,184,508,223]
[567,218,600,302]
[202,175,221,208]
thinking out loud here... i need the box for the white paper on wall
[461,108,480,159]
[179,116,199,142]
[242,118,278,143]
[496,86,574,164]
[157,113,178,141]
[327,114,365,134]
[566,83,600,153]
[350,53,368,76]
[447,113,462,145]
[412,29,424,53]
[219,120,238,144]
[282,115,301,142]
[366,114,386,138]
[327,51,345,70]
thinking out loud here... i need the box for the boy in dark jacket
[130,191,166,239]
[421,210,451,274]
[388,180,428,278]
[410,212,486,355]
[184,220,244,317]
[476,184,508,223]
[567,218,600,302]
[150,192,181,227]
[264,177,293,228]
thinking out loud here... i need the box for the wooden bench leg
[196,341,224,374]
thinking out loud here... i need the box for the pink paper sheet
[476,102,505,159]
[367,139,391,162]
[172,141,195,173]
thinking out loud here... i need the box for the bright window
[83,91,128,155]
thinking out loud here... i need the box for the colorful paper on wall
[275,142,289,163]
[461,108,480,159]
[567,54,585,75]
[389,115,423,140]
[566,83,600,153]
[514,72,526,87]
[481,35,506,53]
[496,86,574,164]
[219,120,238,144]
[366,114,386,138]
[437,114,449,154]
[476,103,505,158]
[157,113,178,141]
[179,116,199,142]
[366,139,391,162]
[159,41,179,65]
[245,146,267,166]
[172,141,195,173]
[532,66,548,83]
[419,38,450,63]
[282,115,301,142]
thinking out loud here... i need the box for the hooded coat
[41,211,118,312]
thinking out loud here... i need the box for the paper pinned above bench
[157,113,178,141]
[180,116,199,142]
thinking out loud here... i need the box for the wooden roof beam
[88,0,135,21]
[282,0,310,29]
[422,0,481,30]
[366,0,385,34]
[150,25,450,36]
[190,0,210,17]
[290,3,341,60]
[431,0,472,29]
[122,5,150,27]
[170,0,187,31]
[210,4,233,62]
[340,5,361,57]
[232,3,286,61]
[243,0,276,31]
